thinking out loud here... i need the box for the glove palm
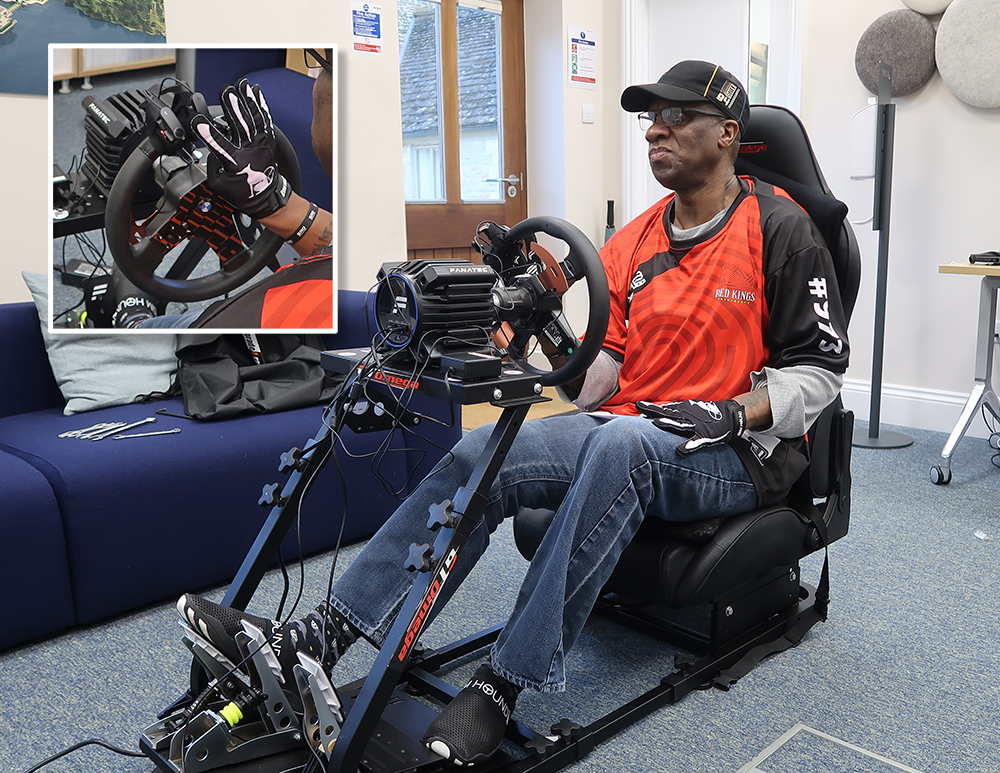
[190,78,289,219]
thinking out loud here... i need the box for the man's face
[643,98,733,191]
[311,70,333,178]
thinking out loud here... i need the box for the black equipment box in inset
[81,90,155,197]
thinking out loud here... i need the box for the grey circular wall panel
[936,0,1000,108]
[855,9,937,97]
[901,0,953,15]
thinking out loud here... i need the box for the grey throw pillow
[22,271,178,415]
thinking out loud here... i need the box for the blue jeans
[329,413,756,693]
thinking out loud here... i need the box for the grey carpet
[2,420,997,772]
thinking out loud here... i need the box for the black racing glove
[190,78,290,219]
[636,399,747,455]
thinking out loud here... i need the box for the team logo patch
[717,80,741,109]
[714,266,757,305]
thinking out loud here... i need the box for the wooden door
[398,0,527,260]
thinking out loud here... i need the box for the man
[177,61,849,765]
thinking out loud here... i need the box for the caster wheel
[930,465,951,485]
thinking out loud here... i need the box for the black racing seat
[513,105,861,666]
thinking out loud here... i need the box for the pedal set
[141,620,345,772]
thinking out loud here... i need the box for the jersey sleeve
[598,233,631,358]
[760,199,850,374]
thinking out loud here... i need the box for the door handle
[483,174,522,197]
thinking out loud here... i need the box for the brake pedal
[235,622,302,735]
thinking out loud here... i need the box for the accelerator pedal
[293,652,345,757]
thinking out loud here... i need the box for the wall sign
[352,1,383,55]
[568,25,597,90]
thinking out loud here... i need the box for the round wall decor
[901,0,953,15]
[936,0,1000,108]
[855,10,937,97]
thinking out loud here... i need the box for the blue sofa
[0,291,460,652]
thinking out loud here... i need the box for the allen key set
[58,417,181,441]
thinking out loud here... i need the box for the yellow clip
[220,701,244,727]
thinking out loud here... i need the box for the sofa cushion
[0,451,75,650]
[0,396,420,624]
[22,272,178,416]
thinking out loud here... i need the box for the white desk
[933,263,1000,484]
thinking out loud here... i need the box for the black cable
[275,549,291,622]
[983,405,1000,470]
[21,738,144,773]
[340,340,461,500]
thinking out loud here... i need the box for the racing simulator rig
[136,104,859,773]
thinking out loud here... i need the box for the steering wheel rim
[105,126,301,304]
[502,216,609,387]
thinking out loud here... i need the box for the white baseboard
[841,379,993,440]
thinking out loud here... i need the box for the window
[399,0,506,204]
[399,0,446,202]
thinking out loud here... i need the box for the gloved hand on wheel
[190,78,290,220]
[636,399,747,455]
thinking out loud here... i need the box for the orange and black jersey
[598,176,849,504]
[601,176,848,413]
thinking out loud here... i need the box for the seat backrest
[734,105,858,512]
[735,105,861,323]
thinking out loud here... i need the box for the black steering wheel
[488,216,609,387]
[105,126,301,304]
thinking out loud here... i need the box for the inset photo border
[49,44,338,333]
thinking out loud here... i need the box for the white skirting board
[842,379,994,441]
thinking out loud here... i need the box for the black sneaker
[177,593,281,667]
[423,663,520,766]
[177,594,357,682]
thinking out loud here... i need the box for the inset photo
[50,45,337,332]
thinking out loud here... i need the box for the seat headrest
[735,156,848,256]
[734,104,861,322]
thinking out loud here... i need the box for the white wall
[0,92,48,303]
[800,0,1000,436]
[0,0,406,304]
[523,0,622,333]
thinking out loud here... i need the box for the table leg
[933,276,999,484]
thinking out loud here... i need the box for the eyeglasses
[637,106,726,131]
[304,48,333,75]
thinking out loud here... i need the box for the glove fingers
[235,78,267,139]
[677,434,726,455]
[220,83,254,146]
[191,115,238,166]
[248,82,275,138]
[636,400,669,419]
[652,417,696,436]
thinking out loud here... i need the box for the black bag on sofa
[176,333,343,420]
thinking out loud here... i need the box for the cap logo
[716,80,741,109]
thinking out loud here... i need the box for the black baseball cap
[621,60,748,135]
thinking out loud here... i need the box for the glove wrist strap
[248,174,291,220]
